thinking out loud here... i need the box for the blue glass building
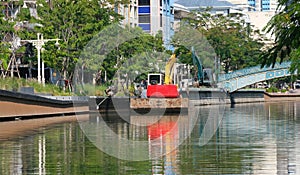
[261,0,271,11]
[248,0,256,8]
[248,0,274,11]
[161,0,175,51]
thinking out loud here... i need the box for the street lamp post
[22,33,60,85]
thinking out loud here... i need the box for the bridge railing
[218,61,291,82]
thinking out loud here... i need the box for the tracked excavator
[146,54,179,98]
[146,49,212,98]
[191,47,213,86]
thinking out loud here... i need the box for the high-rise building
[137,0,174,50]
[115,0,139,28]
[117,0,175,50]
[175,0,235,15]
[226,0,255,11]
[226,0,278,40]
[228,0,279,11]
[174,0,251,25]
[247,0,278,11]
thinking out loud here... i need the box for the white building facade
[117,0,175,50]
[247,0,278,11]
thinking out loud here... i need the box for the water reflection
[83,111,197,162]
[185,102,300,174]
[38,135,46,175]
[132,116,180,174]
[0,102,299,174]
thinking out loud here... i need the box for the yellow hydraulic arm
[164,54,176,85]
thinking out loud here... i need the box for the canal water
[0,101,299,174]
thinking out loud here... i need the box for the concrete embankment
[0,89,88,119]
[183,88,265,106]
[264,91,300,102]
[0,88,268,119]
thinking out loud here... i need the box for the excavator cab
[148,73,163,85]
[202,68,213,86]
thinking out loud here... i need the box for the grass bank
[0,78,108,96]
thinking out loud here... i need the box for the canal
[0,101,299,174]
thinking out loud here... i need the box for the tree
[0,0,127,81]
[76,24,166,95]
[177,11,265,73]
[35,0,128,80]
[262,0,300,74]
[0,2,16,69]
[104,28,165,80]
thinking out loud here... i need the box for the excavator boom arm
[164,54,177,84]
[192,47,203,82]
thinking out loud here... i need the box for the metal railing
[218,61,291,82]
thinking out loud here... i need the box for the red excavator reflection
[147,120,177,140]
[146,116,179,175]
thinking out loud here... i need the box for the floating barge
[89,97,189,114]
[130,98,188,109]
[130,98,189,113]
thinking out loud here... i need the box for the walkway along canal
[0,89,88,119]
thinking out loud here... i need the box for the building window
[138,7,150,14]
[139,14,150,23]
[139,24,151,31]
[160,14,162,27]
[171,6,174,14]
[170,22,174,30]
[138,0,150,6]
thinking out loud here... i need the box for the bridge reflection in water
[0,102,299,174]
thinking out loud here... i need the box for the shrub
[281,89,287,93]
[266,87,279,93]
[0,77,74,96]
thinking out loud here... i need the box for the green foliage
[0,43,11,69]
[105,30,165,79]
[174,46,197,76]
[289,47,300,74]
[75,83,107,96]
[178,11,265,73]
[0,77,71,95]
[1,0,166,93]
[266,87,279,93]
[10,0,126,81]
[0,6,15,69]
[76,24,166,95]
[261,0,300,74]
[36,0,125,79]
[172,23,216,70]
[174,45,192,64]
[281,88,287,93]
